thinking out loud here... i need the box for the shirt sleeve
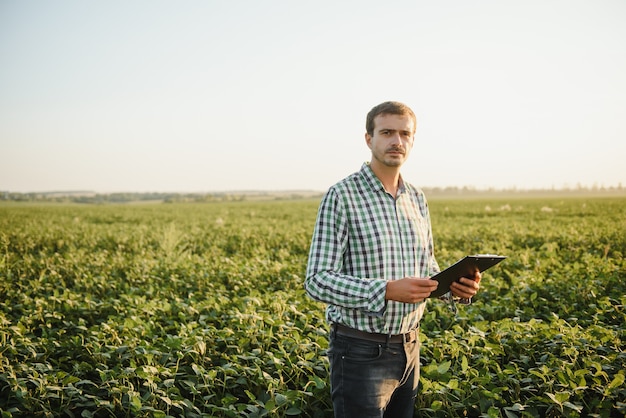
[305,189,388,315]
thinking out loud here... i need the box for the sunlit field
[1,196,624,417]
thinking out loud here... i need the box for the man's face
[365,113,415,168]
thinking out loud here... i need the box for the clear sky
[1,0,625,193]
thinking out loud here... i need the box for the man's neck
[369,161,402,196]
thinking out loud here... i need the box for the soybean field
[1,196,625,417]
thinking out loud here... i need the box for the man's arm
[304,189,388,314]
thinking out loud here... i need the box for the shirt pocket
[406,215,429,252]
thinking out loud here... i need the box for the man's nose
[390,132,403,144]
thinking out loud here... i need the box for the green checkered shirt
[305,163,440,335]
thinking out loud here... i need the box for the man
[305,101,481,418]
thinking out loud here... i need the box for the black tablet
[429,254,506,298]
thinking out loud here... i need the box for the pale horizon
[1,1,625,194]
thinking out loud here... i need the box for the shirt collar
[360,162,407,196]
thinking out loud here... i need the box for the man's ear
[365,132,372,149]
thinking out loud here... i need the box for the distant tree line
[1,184,623,203]
[0,191,323,203]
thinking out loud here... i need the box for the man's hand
[385,277,439,303]
[449,270,481,300]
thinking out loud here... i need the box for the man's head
[365,101,416,170]
[365,101,417,137]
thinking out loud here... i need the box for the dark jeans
[327,329,421,418]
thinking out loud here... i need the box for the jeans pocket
[342,339,384,363]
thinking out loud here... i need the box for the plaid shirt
[305,163,440,335]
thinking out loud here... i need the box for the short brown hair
[365,101,417,136]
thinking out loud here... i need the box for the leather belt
[332,323,418,344]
